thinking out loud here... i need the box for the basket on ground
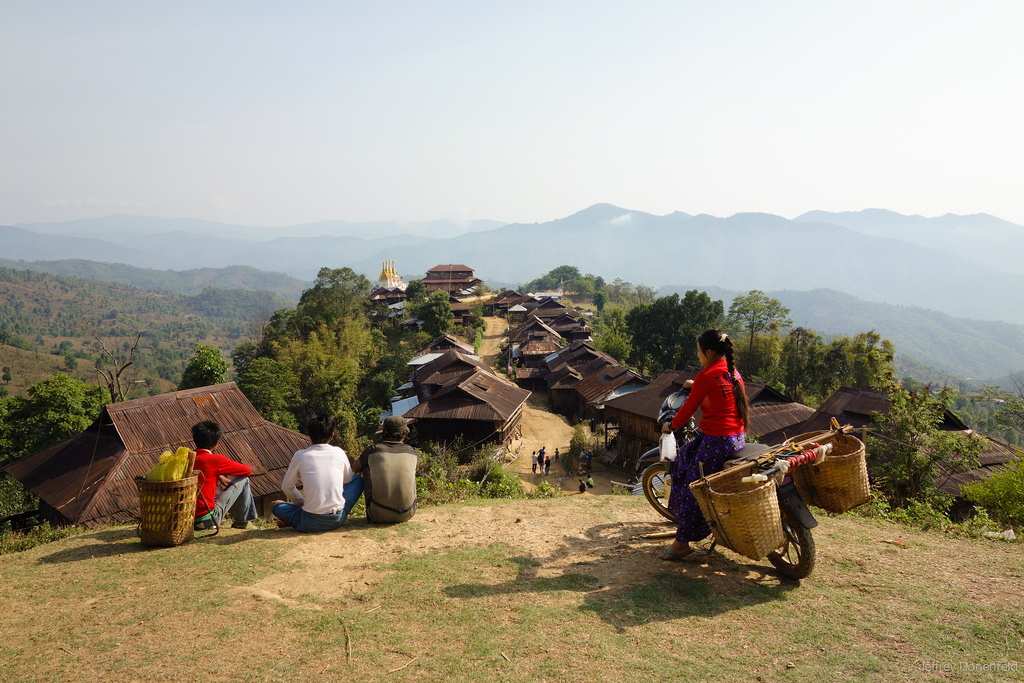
[135,474,199,547]
[689,462,784,560]
[783,430,870,514]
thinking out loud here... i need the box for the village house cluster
[2,261,1016,528]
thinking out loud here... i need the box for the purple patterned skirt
[668,432,745,543]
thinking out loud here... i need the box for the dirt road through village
[478,316,623,495]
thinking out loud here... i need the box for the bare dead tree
[245,309,274,356]
[93,332,141,402]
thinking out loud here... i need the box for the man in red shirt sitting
[191,421,258,531]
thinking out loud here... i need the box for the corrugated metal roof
[420,334,474,356]
[508,317,560,343]
[426,264,474,273]
[105,383,264,454]
[3,383,310,528]
[520,340,561,356]
[414,350,491,388]
[404,369,529,422]
[384,395,421,419]
[794,387,969,435]
[575,363,648,406]
[748,403,818,444]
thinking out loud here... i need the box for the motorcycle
[637,389,833,580]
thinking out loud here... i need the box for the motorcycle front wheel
[641,461,678,524]
[767,509,815,580]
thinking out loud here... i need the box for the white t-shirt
[280,443,354,515]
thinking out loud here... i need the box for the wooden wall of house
[412,419,499,448]
[549,388,578,414]
[605,407,660,444]
[614,433,659,472]
[498,405,524,449]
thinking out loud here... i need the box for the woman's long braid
[723,336,749,427]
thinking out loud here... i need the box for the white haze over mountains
[5,204,1023,317]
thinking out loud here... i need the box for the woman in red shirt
[661,329,749,560]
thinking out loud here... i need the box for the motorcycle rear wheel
[768,509,815,579]
[641,461,678,524]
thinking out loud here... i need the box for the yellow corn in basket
[783,430,870,514]
[689,462,785,561]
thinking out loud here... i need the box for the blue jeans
[212,476,258,526]
[272,477,364,533]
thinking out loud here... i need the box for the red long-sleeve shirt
[670,358,746,436]
[193,449,253,518]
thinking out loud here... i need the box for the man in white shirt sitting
[272,415,364,533]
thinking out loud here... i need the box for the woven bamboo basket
[136,474,199,547]
[784,430,870,514]
[689,462,785,561]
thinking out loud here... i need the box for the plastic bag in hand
[659,432,678,462]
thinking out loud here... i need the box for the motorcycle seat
[723,442,772,469]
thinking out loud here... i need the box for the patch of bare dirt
[247,497,687,603]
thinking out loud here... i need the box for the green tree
[676,290,726,367]
[593,291,607,313]
[869,384,983,507]
[625,291,723,376]
[179,344,230,390]
[593,308,632,364]
[2,367,11,384]
[963,455,1024,529]
[524,265,582,292]
[236,358,299,430]
[421,291,455,338]
[404,279,427,304]
[0,373,107,463]
[849,331,895,389]
[294,267,371,336]
[980,373,1024,434]
[727,290,792,374]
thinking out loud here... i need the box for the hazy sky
[2,1,1022,227]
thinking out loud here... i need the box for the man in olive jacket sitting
[353,416,418,523]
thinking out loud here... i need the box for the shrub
[962,456,1024,530]
[0,521,85,555]
[530,481,560,498]
[853,492,1000,539]
[481,462,527,500]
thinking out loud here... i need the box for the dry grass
[0,495,1021,682]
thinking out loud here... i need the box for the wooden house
[484,290,525,316]
[2,383,311,528]
[401,358,530,450]
[419,333,475,357]
[423,264,483,295]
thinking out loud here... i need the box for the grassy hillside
[0,268,294,395]
[0,496,1019,682]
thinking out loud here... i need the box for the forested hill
[0,258,307,300]
[0,267,294,395]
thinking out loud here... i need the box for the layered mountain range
[4,205,1024,381]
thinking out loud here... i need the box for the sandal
[660,546,693,561]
